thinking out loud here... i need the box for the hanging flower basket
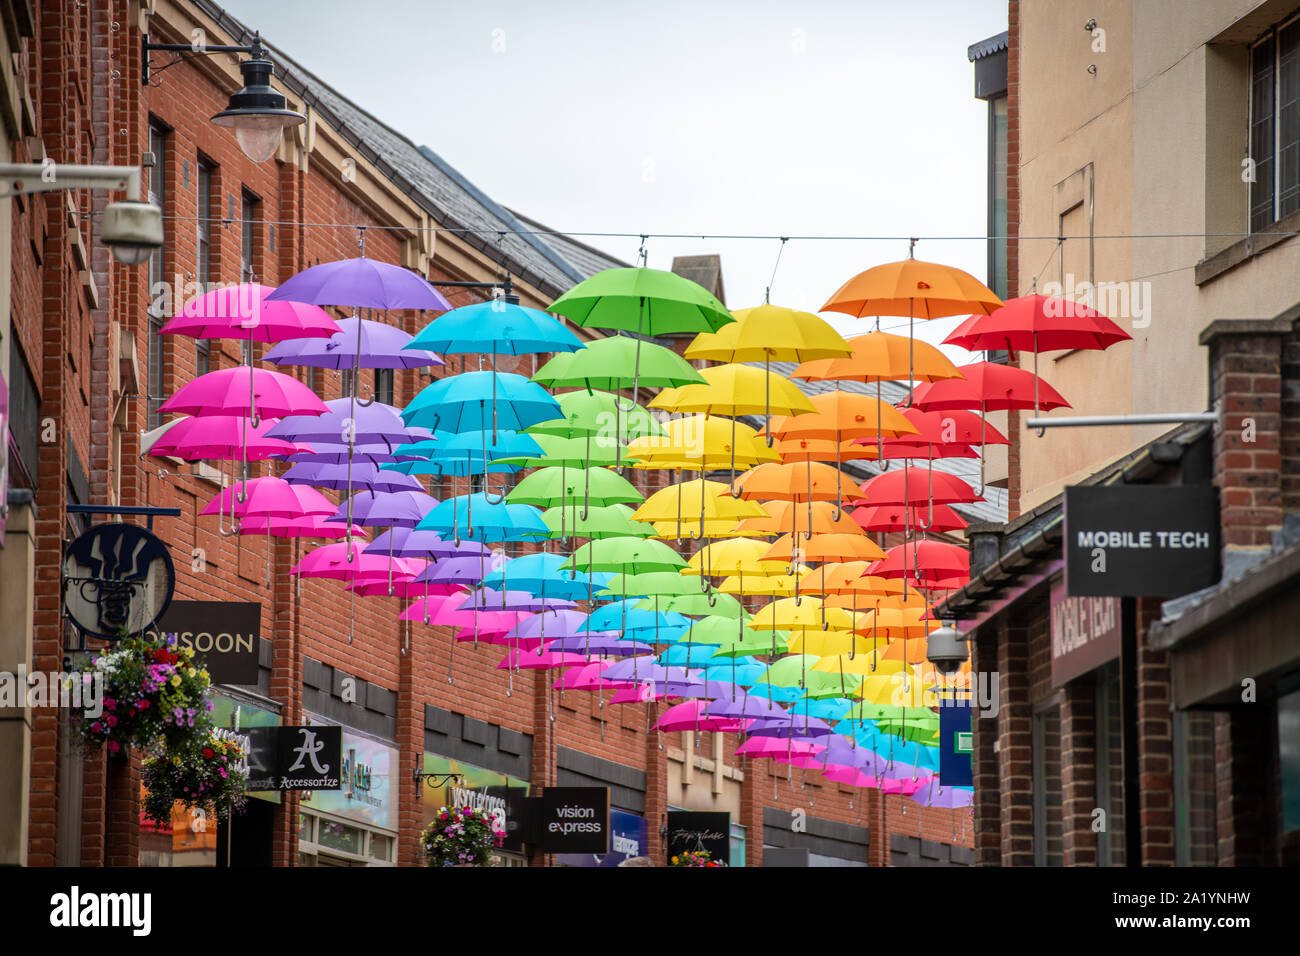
[670,850,726,867]
[421,806,505,867]
[140,727,249,827]
[70,631,214,755]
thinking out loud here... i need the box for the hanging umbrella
[869,541,970,588]
[564,536,687,573]
[266,398,425,447]
[363,527,490,559]
[158,366,328,422]
[265,256,452,311]
[527,389,662,440]
[761,532,885,564]
[386,430,538,477]
[200,476,335,519]
[264,316,443,369]
[282,461,424,494]
[237,515,368,540]
[655,700,746,733]
[546,265,734,406]
[632,479,766,543]
[284,442,423,467]
[506,466,643,508]
[402,371,560,434]
[532,335,704,391]
[163,282,339,341]
[408,299,583,355]
[731,500,858,537]
[851,503,967,534]
[415,494,549,543]
[144,415,308,461]
[537,503,655,540]
[482,553,611,601]
[325,490,437,528]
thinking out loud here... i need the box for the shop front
[554,808,649,867]
[419,753,530,866]
[297,716,399,867]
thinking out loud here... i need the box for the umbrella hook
[916,454,936,531]
[614,299,646,413]
[975,399,988,497]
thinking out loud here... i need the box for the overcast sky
[218,0,1007,358]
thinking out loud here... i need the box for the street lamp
[0,164,162,265]
[143,31,305,164]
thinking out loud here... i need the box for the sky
[217,0,1008,359]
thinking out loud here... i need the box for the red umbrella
[856,467,981,507]
[851,503,968,534]
[869,540,969,586]
[944,293,1130,353]
[887,406,1010,446]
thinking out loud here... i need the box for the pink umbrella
[656,700,746,733]
[608,683,661,705]
[496,646,591,671]
[238,515,367,539]
[201,477,336,520]
[734,737,826,758]
[552,661,626,691]
[344,555,427,583]
[162,283,339,342]
[160,366,329,422]
[290,542,387,579]
[400,593,471,623]
[145,415,311,462]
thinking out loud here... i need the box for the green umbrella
[711,631,790,659]
[537,503,655,540]
[564,536,686,573]
[494,433,634,469]
[644,591,745,619]
[527,389,663,439]
[506,466,643,508]
[533,336,705,391]
[756,655,861,699]
[599,571,706,598]
[547,266,733,408]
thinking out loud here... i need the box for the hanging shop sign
[1064,485,1220,597]
[666,811,730,861]
[555,809,648,867]
[61,523,175,640]
[301,726,397,831]
[143,601,260,686]
[938,700,973,787]
[210,693,281,803]
[1050,583,1122,687]
[243,725,342,791]
[529,787,609,854]
[420,754,530,854]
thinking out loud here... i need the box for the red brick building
[0,0,972,867]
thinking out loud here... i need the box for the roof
[967,32,1009,62]
[749,361,1010,525]
[672,256,726,306]
[191,0,613,298]
[507,209,630,278]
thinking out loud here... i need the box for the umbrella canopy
[747,598,861,633]
[506,466,643,508]
[527,389,662,439]
[237,514,367,540]
[650,363,815,417]
[870,541,969,581]
[265,399,425,446]
[290,541,388,579]
[944,293,1131,353]
[732,500,860,536]
[793,330,965,383]
[326,490,437,529]
[387,430,538,477]
[564,536,687,573]
[821,258,1002,321]
[626,416,780,471]
[408,300,584,355]
[411,555,500,593]
[264,316,443,369]
[266,256,452,311]
[162,282,339,342]
[547,266,733,333]
[729,461,864,502]
[159,367,329,420]
[363,527,490,559]
[402,371,560,433]
[633,479,767,524]
[532,335,704,390]
[538,503,655,540]
[685,304,850,363]
[200,476,335,519]
[765,391,918,441]
[415,494,549,543]
[282,461,424,494]
[855,466,981,506]
[761,532,886,564]
[482,552,610,600]
[851,503,967,534]
[655,700,746,733]
[144,415,307,461]
[911,362,1070,412]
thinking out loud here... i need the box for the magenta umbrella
[201,476,335,520]
[289,541,389,579]
[162,283,339,341]
[399,593,472,623]
[238,515,367,539]
[733,737,825,759]
[553,661,625,691]
[145,415,310,462]
[160,366,328,422]
[497,646,593,671]
[656,700,746,733]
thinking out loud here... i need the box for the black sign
[533,787,609,853]
[61,523,175,640]
[1064,485,1220,597]
[486,786,529,854]
[142,601,261,685]
[270,725,342,791]
[243,727,280,792]
[666,811,730,861]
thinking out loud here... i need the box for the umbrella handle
[916,455,935,531]
[974,400,988,497]
[615,304,645,413]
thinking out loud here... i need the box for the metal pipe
[1024,412,1218,428]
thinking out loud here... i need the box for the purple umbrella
[282,461,424,494]
[600,657,706,696]
[364,527,489,559]
[265,316,444,370]
[266,399,426,446]
[745,713,835,738]
[458,589,575,613]
[501,609,593,643]
[787,734,875,772]
[909,776,973,808]
[327,490,437,528]
[548,635,652,656]
[413,555,501,590]
[283,443,422,466]
[704,691,788,721]
[265,256,453,312]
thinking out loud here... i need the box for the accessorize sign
[301,727,397,831]
[533,787,609,854]
[1049,583,1121,687]
[1064,485,1220,597]
[245,725,343,791]
[143,601,260,685]
[666,811,730,861]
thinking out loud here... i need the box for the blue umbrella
[407,300,584,355]
[416,493,548,544]
[698,657,767,687]
[381,430,540,477]
[658,643,724,669]
[481,552,611,601]
[402,371,559,435]
[583,599,691,643]
[787,696,857,722]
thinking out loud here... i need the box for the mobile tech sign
[143,601,260,685]
[1063,485,1220,598]
[1050,583,1121,687]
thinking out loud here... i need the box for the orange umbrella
[768,435,878,463]
[732,500,861,536]
[762,532,886,565]
[797,562,903,596]
[730,461,865,545]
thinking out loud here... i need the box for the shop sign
[555,809,648,867]
[210,694,280,803]
[420,754,529,854]
[666,811,730,861]
[61,523,175,640]
[1050,583,1122,686]
[258,725,342,791]
[143,601,260,685]
[532,787,609,854]
[301,727,397,831]
[1064,485,1220,597]
[938,701,973,787]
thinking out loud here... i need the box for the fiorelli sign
[1064,485,1220,598]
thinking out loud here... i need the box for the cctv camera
[926,622,969,675]
[102,199,163,265]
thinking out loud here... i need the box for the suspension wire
[764,237,789,304]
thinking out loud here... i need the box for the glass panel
[990,96,1008,299]
[1175,710,1218,864]
[1280,678,1300,833]
[1033,704,1063,866]
[1278,23,1300,217]
[374,368,394,406]
[370,833,393,861]
[1251,35,1277,230]
[1096,663,1126,865]
[298,812,313,843]
[147,124,167,429]
[316,819,363,855]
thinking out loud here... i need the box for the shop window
[1279,672,1300,834]
[1095,663,1126,865]
[297,809,397,867]
[1032,701,1063,866]
[146,121,169,430]
[1174,709,1219,865]
[374,367,394,406]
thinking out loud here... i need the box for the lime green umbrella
[506,466,642,508]
[547,266,733,408]
[495,433,633,469]
[527,389,662,439]
[538,503,654,540]
[563,536,686,573]
[599,571,706,598]
[756,655,862,699]
[534,336,705,391]
[644,591,745,619]
[711,630,790,659]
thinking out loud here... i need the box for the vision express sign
[1064,485,1220,598]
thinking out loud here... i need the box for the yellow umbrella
[717,568,808,597]
[651,518,767,540]
[811,650,909,676]
[853,672,932,707]
[633,478,766,542]
[787,629,879,657]
[797,563,905,597]
[761,532,887,565]
[626,415,779,470]
[746,597,862,632]
[685,304,851,364]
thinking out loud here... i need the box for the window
[240,189,260,363]
[1095,663,1126,865]
[1173,709,1219,865]
[374,368,394,406]
[1032,701,1063,866]
[147,122,168,430]
[296,810,396,867]
[196,158,215,377]
[1251,16,1300,231]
